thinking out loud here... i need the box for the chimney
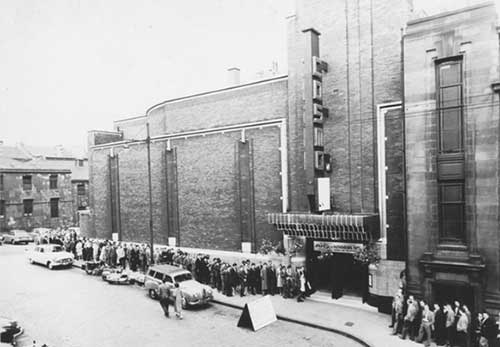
[227,67,240,86]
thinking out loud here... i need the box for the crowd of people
[158,250,312,302]
[390,288,500,347]
[38,229,313,302]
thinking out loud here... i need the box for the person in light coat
[174,283,183,319]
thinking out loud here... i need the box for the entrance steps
[309,290,378,313]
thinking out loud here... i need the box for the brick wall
[287,0,411,213]
[404,3,500,305]
[89,125,283,251]
[145,78,287,137]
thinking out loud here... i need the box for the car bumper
[54,260,73,267]
[187,297,213,306]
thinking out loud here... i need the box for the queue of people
[39,230,313,303]
[163,251,312,302]
[390,288,500,347]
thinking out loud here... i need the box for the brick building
[0,144,89,233]
[404,2,500,313]
[88,0,415,312]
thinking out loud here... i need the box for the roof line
[407,1,494,26]
[145,74,288,116]
[113,115,147,123]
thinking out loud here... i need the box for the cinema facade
[88,0,500,313]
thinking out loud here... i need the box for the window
[23,199,33,215]
[77,183,86,196]
[439,183,465,241]
[78,160,84,167]
[154,272,164,281]
[50,198,59,218]
[148,270,157,277]
[437,59,463,153]
[0,174,3,191]
[49,174,58,189]
[164,275,173,283]
[0,200,4,217]
[22,175,32,191]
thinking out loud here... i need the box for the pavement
[1,246,361,347]
[210,290,422,347]
[72,259,420,347]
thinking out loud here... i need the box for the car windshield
[51,246,64,252]
[174,273,192,283]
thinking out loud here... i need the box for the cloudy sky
[0,0,495,151]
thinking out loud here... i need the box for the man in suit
[158,278,171,318]
[482,312,498,347]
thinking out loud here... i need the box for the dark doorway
[432,282,474,311]
[307,244,368,300]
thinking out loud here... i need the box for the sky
[0,0,497,151]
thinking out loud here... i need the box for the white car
[2,230,32,244]
[28,244,74,270]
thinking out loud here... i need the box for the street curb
[71,263,373,347]
[212,299,374,347]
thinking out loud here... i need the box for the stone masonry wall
[404,4,500,304]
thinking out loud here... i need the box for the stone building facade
[0,144,89,233]
[404,2,500,313]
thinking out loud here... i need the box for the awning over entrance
[267,213,379,242]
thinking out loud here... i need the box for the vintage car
[0,316,23,345]
[28,244,74,269]
[128,271,146,286]
[144,265,213,308]
[83,261,102,275]
[2,230,32,245]
[101,267,123,281]
[104,272,131,285]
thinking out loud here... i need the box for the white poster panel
[317,177,331,211]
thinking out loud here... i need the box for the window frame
[436,56,464,154]
[77,183,86,196]
[23,199,33,215]
[0,173,3,191]
[22,175,32,191]
[49,174,58,189]
[0,199,4,217]
[438,182,465,243]
[50,198,59,218]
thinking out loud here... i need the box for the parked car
[144,265,213,308]
[2,230,32,245]
[101,267,122,281]
[128,271,146,286]
[0,316,23,345]
[28,244,74,270]
[104,272,131,285]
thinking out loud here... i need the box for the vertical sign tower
[302,28,330,212]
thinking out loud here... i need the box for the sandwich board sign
[237,295,277,331]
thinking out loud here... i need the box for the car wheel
[47,262,54,270]
[149,289,158,300]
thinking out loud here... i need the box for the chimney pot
[227,67,240,86]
